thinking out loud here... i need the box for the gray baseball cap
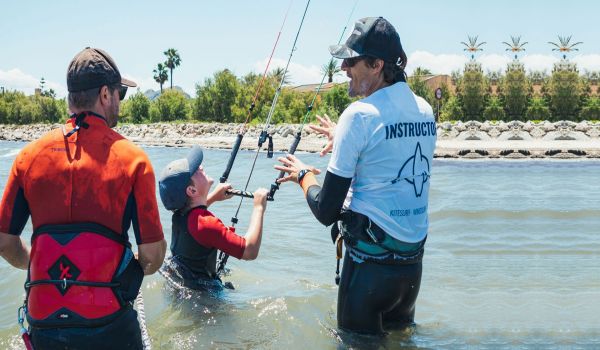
[329,17,405,64]
[158,146,204,211]
[67,47,137,92]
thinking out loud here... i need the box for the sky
[1,0,600,98]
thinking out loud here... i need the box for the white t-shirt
[328,82,436,243]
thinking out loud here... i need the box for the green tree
[483,96,506,121]
[322,59,341,83]
[322,83,353,119]
[122,90,150,123]
[525,96,551,121]
[34,95,66,123]
[457,62,489,121]
[499,61,531,120]
[194,69,239,122]
[274,89,312,124]
[412,67,432,76]
[270,67,291,85]
[231,71,279,123]
[153,63,168,93]
[579,97,600,120]
[408,67,434,104]
[440,96,464,122]
[546,61,582,120]
[164,48,182,89]
[151,89,189,122]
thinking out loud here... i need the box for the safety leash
[17,304,34,350]
[135,291,152,350]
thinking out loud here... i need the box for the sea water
[0,141,599,349]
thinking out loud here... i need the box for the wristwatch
[297,169,313,184]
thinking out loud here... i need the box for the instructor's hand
[309,114,336,157]
[274,154,321,184]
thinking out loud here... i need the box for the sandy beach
[1,120,599,159]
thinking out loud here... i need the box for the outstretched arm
[275,154,351,226]
[241,188,268,260]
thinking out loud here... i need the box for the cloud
[0,68,66,97]
[520,54,558,72]
[573,54,600,73]
[405,51,467,75]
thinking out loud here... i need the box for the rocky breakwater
[0,123,329,153]
[1,121,600,158]
[436,120,600,159]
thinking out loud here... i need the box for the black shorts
[337,250,423,334]
[30,307,143,350]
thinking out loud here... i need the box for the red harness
[25,223,143,328]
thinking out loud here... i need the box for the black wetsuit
[30,308,143,350]
[306,171,423,334]
[161,207,222,291]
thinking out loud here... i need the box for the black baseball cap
[329,17,405,64]
[67,47,137,92]
[158,146,204,211]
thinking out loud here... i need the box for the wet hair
[68,84,119,110]
[363,51,408,84]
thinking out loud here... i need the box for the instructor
[275,17,436,334]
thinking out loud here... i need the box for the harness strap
[26,279,120,289]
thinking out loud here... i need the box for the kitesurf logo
[48,255,81,295]
[397,142,430,197]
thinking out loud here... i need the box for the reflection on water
[1,141,600,349]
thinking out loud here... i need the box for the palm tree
[271,67,291,85]
[461,35,486,60]
[153,63,168,93]
[548,35,583,60]
[502,36,528,60]
[412,67,432,76]
[321,59,341,83]
[164,48,181,89]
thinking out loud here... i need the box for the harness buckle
[364,219,381,244]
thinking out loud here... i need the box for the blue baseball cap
[158,146,204,211]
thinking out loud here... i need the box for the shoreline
[1,121,599,159]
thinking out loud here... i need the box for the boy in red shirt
[158,146,268,290]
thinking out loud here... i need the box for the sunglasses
[99,85,128,100]
[116,85,128,100]
[343,56,365,68]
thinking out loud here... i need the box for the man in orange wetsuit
[0,47,167,349]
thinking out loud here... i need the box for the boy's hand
[210,183,234,203]
[253,188,268,209]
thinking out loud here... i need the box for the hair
[364,51,408,84]
[67,84,119,111]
